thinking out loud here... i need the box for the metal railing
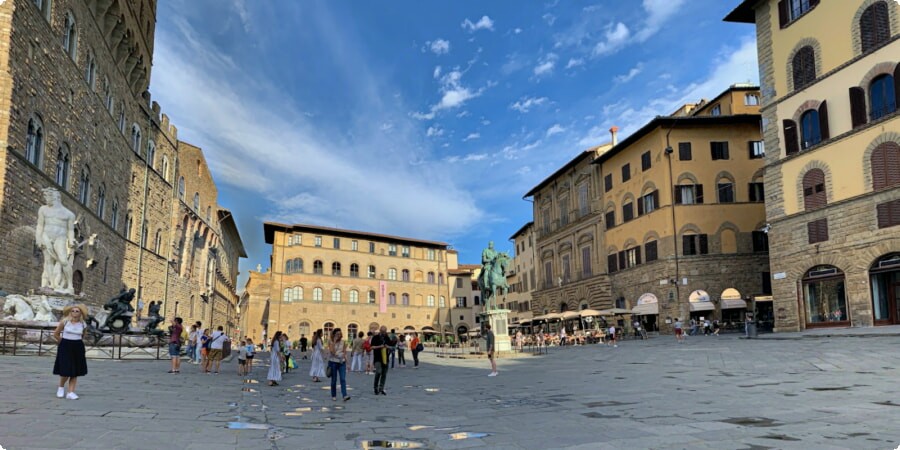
[0,325,165,360]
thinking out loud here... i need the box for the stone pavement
[3,334,900,449]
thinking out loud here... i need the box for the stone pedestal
[479,309,512,352]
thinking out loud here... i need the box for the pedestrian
[167,317,184,374]
[387,329,398,368]
[397,334,407,367]
[245,338,255,373]
[237,339,248,376]
[515,330,524,352]
[745,312,753,337]
[194,321,203,363]
[267,331,284,386]
[713,320,721,336]
[559,327,567,346]
[186,325,198,364]
[282,334,292,373]
[410,332,422,369]
[136,298,144,323]
[485,323,497,377]
[674,318,685,343]
[208,326,227,374]
[309,329,326,382]
[350,331,365,373]
[299,334,309,360]
[200,328,211,373]
[689,318,698,336]
[607,325,617,348]
[371,326,390,395]
[704,319,712,336]
[53,304,89,399]
[327,328,351,402]
[364,331,374,375]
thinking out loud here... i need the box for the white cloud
[232,0,252,33]
[542,13,557,26]
[613,62,643,84]
[592,22,630,56]
[514,27,523,34]
[463,133,480,142]
[481,119,491,126]
[635,0,686,42]
[433,66,442,79]
[546,124,565,137]
[380,122,394,131]
[533,53,558,76]
[428,39,450,55]
[447,153,489,163]
[461,15,495,32]
[565,58,584,69]
[457,110,470,118]
[413,69,486,119]
[510,96,548,113]
[426,125,444,137]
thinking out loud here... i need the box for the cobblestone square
[3,334,900,449]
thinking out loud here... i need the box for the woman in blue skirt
[53,304,89,399]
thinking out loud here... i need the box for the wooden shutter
[605,211,615,229]
[645,241,657,262]
[637,196,644,216]
[682,235,692,255]
[783,119,800,155]
[604,174,613,192]
[877,199,900,228]
[749,183,758,202]
[778,0,789,28]
[803,169,826,210]
[678,142,692,160]
[635,246,642,265]
[722,141,729,159]
[807,218,829,243]
[850,87,868,128]
[674,186,682,204]
[652,190,660,208]
[618,251,626,270]
[696,184,704,204]
[607,254,617,273]
[748,141,755,159]
[698,234,709,255]
[818,100,829,140]
[861,2,891,53]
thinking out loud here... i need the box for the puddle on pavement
[243,379,259,384]
[408,425,433,431]
[721,417,781,428]
[358,440,425,449]
[582,412,620,419]
[241,388,258,393]
[226,422,270,430]
[424,388,440,393]
[809,386,850,391]
[759,434,800,441]
[448,432,490,440]
[584,401,632,408]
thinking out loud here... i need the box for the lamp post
[175,300,179,317]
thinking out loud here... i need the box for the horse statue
[30,296,55,322]
[477,251,510,311]
[2,295,35,321]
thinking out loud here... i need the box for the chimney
[609,126,619,146]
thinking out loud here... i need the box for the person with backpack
[387,329,398,369]
[199,329,211,373]
[410,332,422,368]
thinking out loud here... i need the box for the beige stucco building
[727,0,900,330]
[498,222,535,327]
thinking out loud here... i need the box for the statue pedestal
[478,309,512,353]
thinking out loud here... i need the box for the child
[237,340,248,376]
[245,338,255,373]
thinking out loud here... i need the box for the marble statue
[35,188,76,294]
[2,295,35,320]
[30,296,55,321]
[477,242,510,311]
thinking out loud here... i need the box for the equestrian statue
[477,241,510,311]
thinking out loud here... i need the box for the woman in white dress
[309,329,326,382]
[267,331,284,386]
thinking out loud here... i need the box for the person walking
[299,334,309,360]
[397,334,407,367]
[713,320,721,336]
[350,331,365,373]
[282,334,292,373]
[485,323,497,377]
[267,331,284,386]
[607,325,617,348]
[53,304,89,399]
[674,318,685,343]
[237,339,248,376]
[327,328,351,402]
[371,326,390,395]
[515,330,524,352]
[364,331,374,375]
[689,318,698,336]
[199,329,211,373]
[167,317,184,374]
[309,330,326,382]
[410,332,422,369]
[193,321,203,363]
[208,326,227,374]
[387,329,398,369]
[186,325,198,364]
[245,338,255,373]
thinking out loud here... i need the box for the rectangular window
[581,246,592,277]
[717,183,735,203]
[544,261,553,288]
[314,236,322,247]
[749,141,765,159]
[333,237,340,249]
[745,94,760,106]
[456,278,463,288]
[559,197,569,226]
[624,247,641,269]
[605,210,616,229]
[641,151,651,171]
[368,265,376,278]
[607,253,617,273]
[578,183,589,217]
[562,255,570,282]
[752,231,769,252]
[710,104,721,116]
[427,249,436,260]
[640,191,658,215]
[351,240,358,251]
[542,208,551,234]
[749,182,765,202]
[877,200,900,228]
[401,246,410,258]
[711,141,730,160]
[621,163,631,182]
[622,202,634,222]
[645,240,658,262]
[683,234,708,255]
[369,242,375,253]
[604,173,613,192]
[807,218,829,243]
[675,184,703,204]
[678,142,692,161]
[389,244,397,256]
[456,297,467,308]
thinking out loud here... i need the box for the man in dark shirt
[371,326,390,395]
[485,323,497,377]
[299,334,309,359]
[168,317,183,374]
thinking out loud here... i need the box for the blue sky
[149,0,759,288]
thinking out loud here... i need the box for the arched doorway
[73,270,83,296]
[559,302,568,312]
[633,293,659,331]
[870,254,900,325]
[456,324,468,343]
[803,265,848,327]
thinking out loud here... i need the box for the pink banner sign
[379,281,388,313]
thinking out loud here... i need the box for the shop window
[803,265,847,326]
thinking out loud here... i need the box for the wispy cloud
[447,153,488,163]
[613,62,643,84]
[533,53,558,76]
[546,124,565,137]
[461,15,495,32]
[542,13,557,26]
[634,0,686,42]
[426,125,444,137]
[427,39,450,55]
[463,133,481,142]
[510,96,548,113]
[565,58,584,69]
[413,68,486,120]
[592,22,630,56]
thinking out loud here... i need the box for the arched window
[84,50,96,89]
[154,229,162,253]
[439,296,446,307]
[314,260,323,274]
[388,268,397,280]
[402,293,410,305]
[716,177,735,203]
[349,290,359,303]
[285,258,303,274]
[178,177,185,200]
[131,124,141,153]
[313,287,323,301]
[110,199,119,230]
[427,295,435,306]
[368,265,376,278]
[192,192,199,210]
[25,116,44,167]
[283,287,291,302]
[368,290,376,304]
[870,74,897,121]
[427,272,435,283]
[860,1,891,53]
[78,166,90,204]
[146,140,155,168]
[55,144,70,188]
[802,169,827,210]
[141,220,148,248]
[792,46,816,90]
[347,323,359,338]
[32,0,52,21]
[871,142,900,190]
[800,109,821,149]
[332,288,341,302]
[161,156,169,181]
[298,321,311,336]
[401,269,410,281]
[350,263,359,277]
[96,183,106,218]
[332,262,341,276]
[389,293,397,305]
[323,322,335,337]
[293,286,302,301]
[63,12,77,60]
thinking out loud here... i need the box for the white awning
[721,299,747,309]
[632,302,659,315]
[689,301,715,312]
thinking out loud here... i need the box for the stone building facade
[498,222,535,327]
[241,223,460,344]
[727,0,900,331]
[0,0,245,330]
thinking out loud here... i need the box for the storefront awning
[721,299,747,309]
[689,301,715,312]
[632,302,659,315]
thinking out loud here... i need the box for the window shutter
[818,100,829,140]
[674,186,682,204]
[803,169,826,210]
[749,183,758,202]
[699,234,709,254]
[608,254,618,273]
[618,251,626,270]
[653,190,660,208]
[682,235,692,255]
[894,63,900,111]
[637,197,644,216]
[646,241,657,262]
[877,200,900,228]
[635,246,642,265]
[778,0,788,27]
[696,184,704,204]
[849,87,868,128]
[722,142,729,159]
[748,141,755,159]
[783,119,800,155]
